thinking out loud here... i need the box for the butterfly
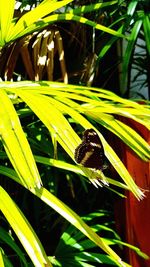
[74,129,105,170]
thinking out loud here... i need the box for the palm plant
[89,0,150,98]
[0,1,150,267]
[68,1,150,98]
[50,210,148,267]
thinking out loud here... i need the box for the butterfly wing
[75,129,104,169]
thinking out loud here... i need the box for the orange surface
[124,120,150,267]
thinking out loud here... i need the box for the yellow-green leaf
[0,248,5,267]
[0,186,52,267]
[0,0,15,45]
[6,0,73,42]
[0,89,42,189]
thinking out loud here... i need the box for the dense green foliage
[0,1,149,267]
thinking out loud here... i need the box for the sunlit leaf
[0,89,42,189]
[0,186,52,267]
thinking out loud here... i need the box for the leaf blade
[0,89,42,189]
[0,186,52,267]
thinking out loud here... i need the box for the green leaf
[143,13,150,56]
[13,89,79,159]
[120,19,143,95]
[0,0,15,45]
[0,89,42,189]
[85,112,150,161]
[0,248,5,267]
[39,13,125,38]
[6,0,74,42]
[32,187,129,267]
[69,1,118,15]
[0,227,28,266]
[0,186,52,267]
[4,10,125,45]
[127,0,138,16]
[0,168,126,267]
[4,81,149,199]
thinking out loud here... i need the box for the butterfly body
[75,129,104,169]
